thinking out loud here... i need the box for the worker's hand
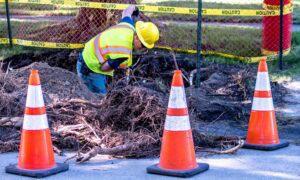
[132,7,139,17]
[101,61,114,72]
[122,5,137,18]
[107,58,128,70]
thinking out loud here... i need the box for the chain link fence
[0,0,8,44]
[0,0,295,60]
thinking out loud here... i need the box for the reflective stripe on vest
[94,33,105,63]
[94,24,134,64]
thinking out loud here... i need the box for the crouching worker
[77,5,160,95]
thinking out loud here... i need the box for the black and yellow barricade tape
[1,0,293,16]
[0,38,84,48]
[203,51,269,63]
[0,38,278,63]
[156,45,271,63]
[201,8,292,16]
[263,2,293,10]
[12,39,84,49]
[0,38,9,45]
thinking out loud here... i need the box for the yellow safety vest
[82,22,135,76]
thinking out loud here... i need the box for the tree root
[76,142,145,163]
[0,117,22,128]
[198,139,244,155]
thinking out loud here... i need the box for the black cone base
[147,163,209,178]
[5,163,69,178]
[243,140,289,151]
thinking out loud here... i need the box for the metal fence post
[196,0,203,88]
[279,0,284,70]
[5,0,13,47]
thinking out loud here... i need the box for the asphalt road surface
[1,144,299,180]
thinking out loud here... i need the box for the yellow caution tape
[203,51,267,63]
[263,2,293,10]
[261,48,291,56]
[12,39,84,49]
[202,8,292,16]
[5,0,293,16]
[157,46,269,63]
[0,38,281,63]
[0,38,9,45]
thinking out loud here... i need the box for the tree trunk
[23,0,138,43]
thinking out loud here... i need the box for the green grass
[0,4,78,16]
[1,1,299,24]
[145,1,300,24]
[144,1,262,23]
[0,33,299,82]
[0,3,75,11]
[0,45,29,61]
[0,20,265,57]
[0,21,54,37]
[150,1,261,9]
[0,22,8,38]
[203,31,300,79]
[0,8,77,16]
[293,4,300,24]
[269,32,300,80]
[161,23,261,57]
[203,55,245,65]
[0,44,51,63]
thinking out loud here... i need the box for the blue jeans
[77,53,107,95]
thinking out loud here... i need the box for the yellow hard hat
[135,21,159,49]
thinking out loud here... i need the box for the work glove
[122,5,137,18]
[107,57,128,70]
[132,7,139,17]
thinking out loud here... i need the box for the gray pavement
[1,144,299,180]
[281,77,300,120]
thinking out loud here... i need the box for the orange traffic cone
[5,70,69,178]
[243,59,289,150]
[147,70,209,177]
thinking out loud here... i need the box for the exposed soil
[0,50,289,160]
[0,62,96,117]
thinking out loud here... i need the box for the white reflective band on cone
[168,86,187,109]
[255,72,271,91]
[26,85,45,108]
[164,115,191,131]
[252,97,274,111]
[23,114,49,130]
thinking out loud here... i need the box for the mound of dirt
[128,53,286,126]
[0,62,96,117]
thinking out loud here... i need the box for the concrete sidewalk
[1,145,299,180]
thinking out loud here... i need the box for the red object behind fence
[263,0,293,9]
[261,0,293,55]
